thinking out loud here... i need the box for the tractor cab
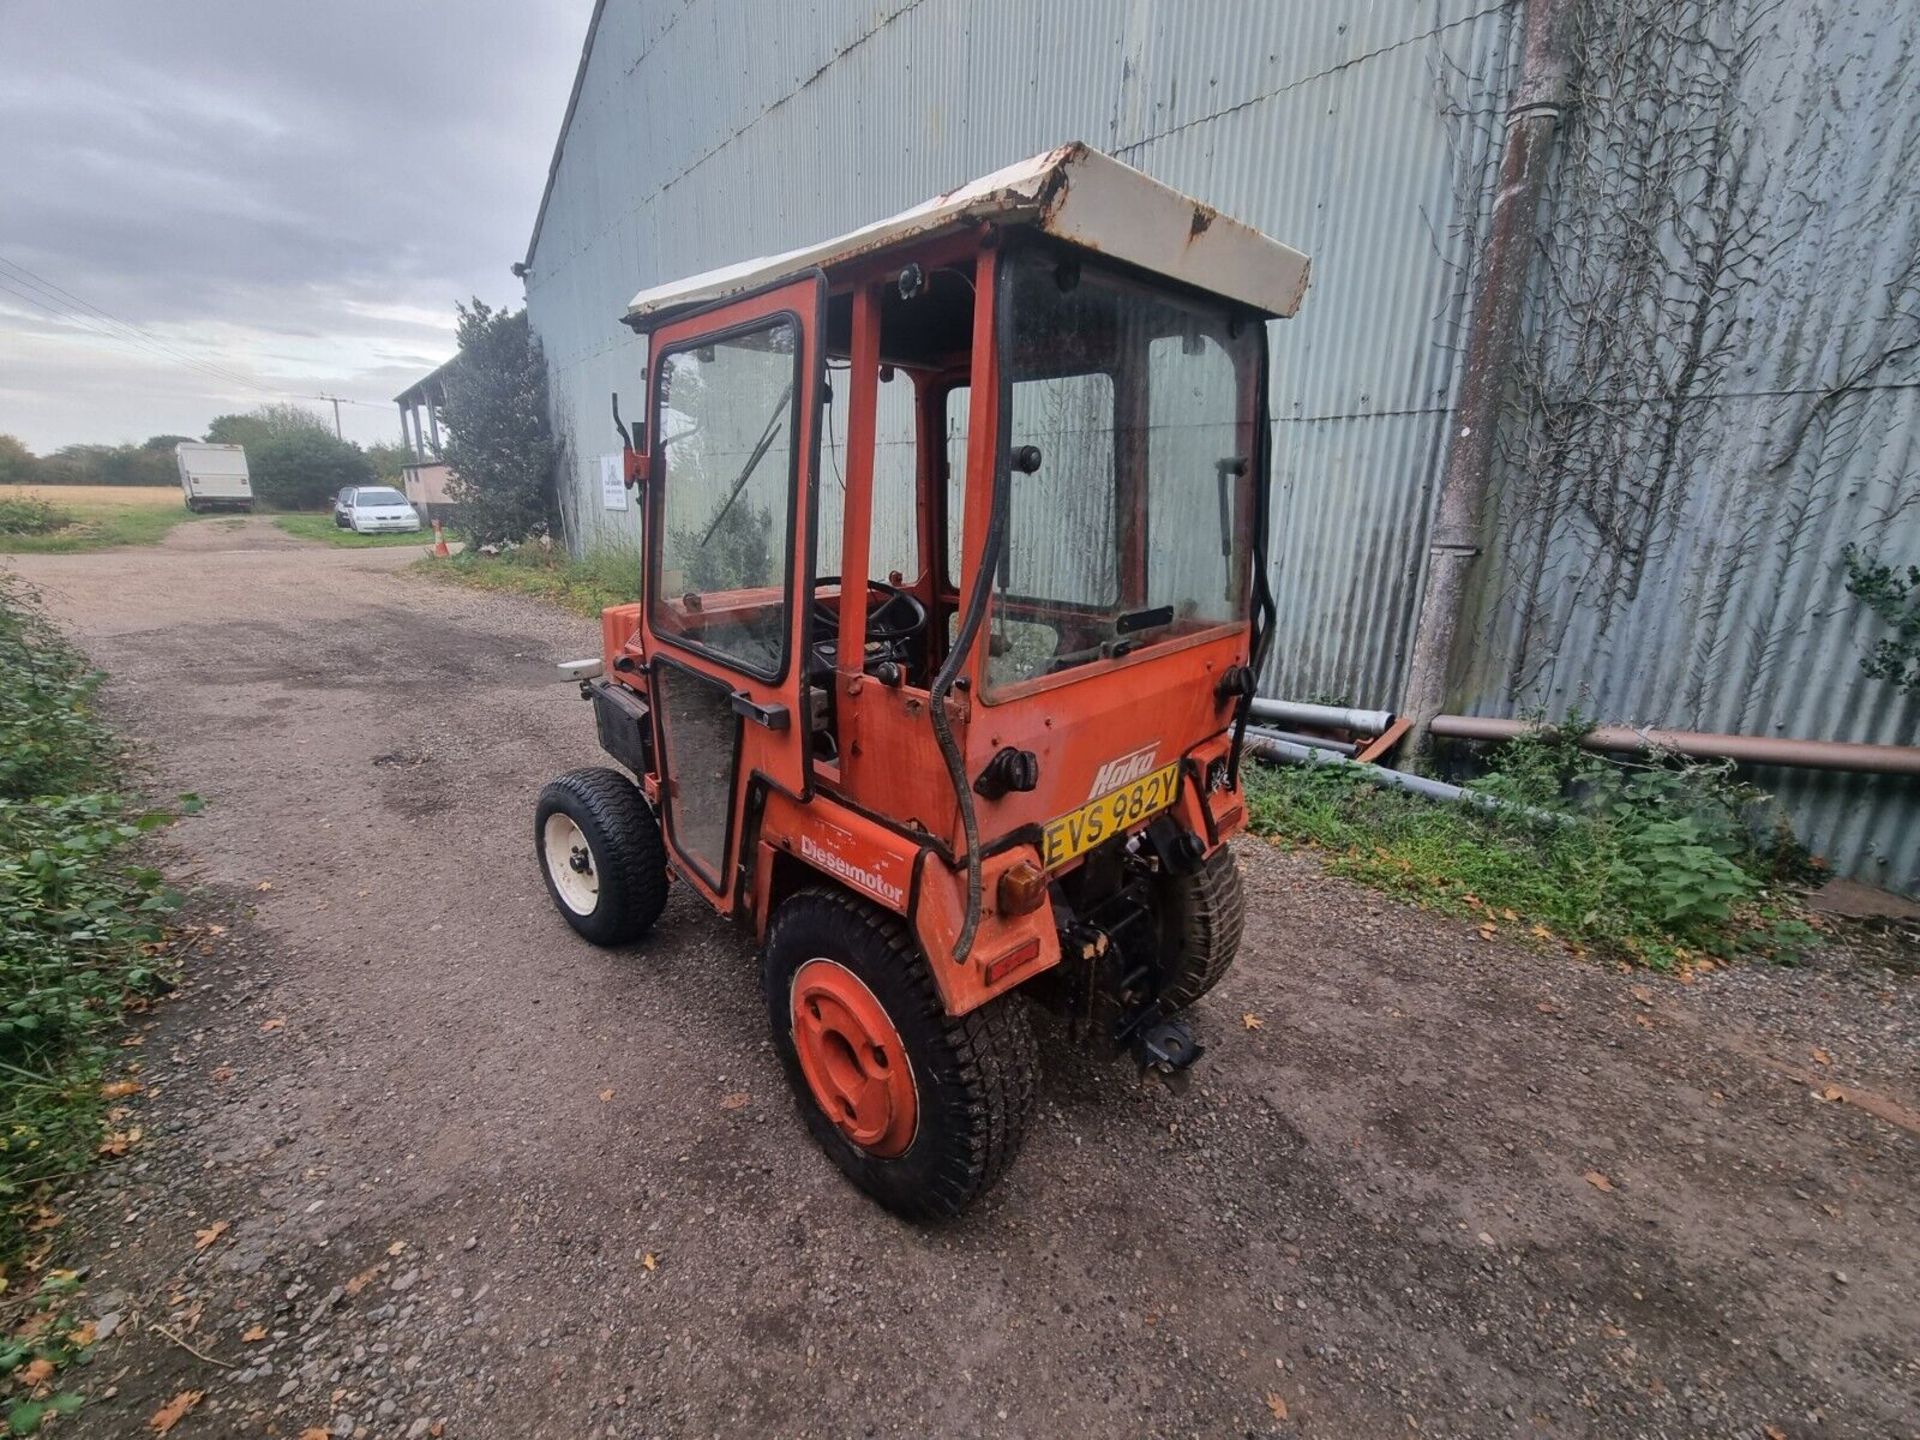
[536,143,1309,1217]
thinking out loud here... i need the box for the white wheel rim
[543,813,600,915]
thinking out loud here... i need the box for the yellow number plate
[1041,763,1181,869]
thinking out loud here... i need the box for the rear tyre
[1157,845,1246,1012]
[763,888,1037,1220]
[534,767,668,946]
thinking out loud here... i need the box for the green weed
[273,512,435,548]
[0,577,189,1273]
[1245,724,1818,969]
[414,544,639,618]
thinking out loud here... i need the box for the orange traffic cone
[430,519,451,558]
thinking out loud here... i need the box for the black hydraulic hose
[1228,366,1275,787]
[929,457,1011,962]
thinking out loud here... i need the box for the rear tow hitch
[1131,1016,1204,1094]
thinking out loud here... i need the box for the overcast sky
[0,0,588,452]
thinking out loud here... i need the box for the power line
[0,255,286,399]
[0,273,279,400]
[0,255,402,434]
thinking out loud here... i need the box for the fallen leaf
[20,1356,56,1387]
[1535,1001,1558,1014]
[343,1262,385,1297]
[1242,1013,1264,1031]
[1812,1047,1832,1067]
[1633,1013,1654,1030]
[259,1018,285,1033]
[642,1252,658,1272]
[193,1220,230,1251]
[300,1430,332,1440]
[1822,1086,1844,1103]
[66,1321,96,1347]
[211,1066,235,1083]
[1500,908,1517,921]
[99,1127,142,1156]
[256,880,273,892]
[719,1091,750,1110]
[1764,1427,1787,1440]
[1629,985,1653,1006]
[100,1080,142,1099]
[598,1088,615,1102]
[1265,1391,1290,1421]
[1476,922,1497,941]
[1529,924,1553,941]
[149,1389,204,1433]
[26,1207,61,1233]
[242,1325,269,1343]
[386,1240,407,1257]
[1584,1171,1615,1193]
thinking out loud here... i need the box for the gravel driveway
[8,518,1917,1439]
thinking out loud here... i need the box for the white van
[175,442,254,512]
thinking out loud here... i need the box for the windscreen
[985,247,1259,693]
[356,489,409,506]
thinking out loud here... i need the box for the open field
[0,483,204,553]
[1,514,1915,1438]
[274,511,437,548]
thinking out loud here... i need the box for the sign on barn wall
[600,453,626,511]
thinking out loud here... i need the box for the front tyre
[534,767,668,946]
[763,888,1037,1221]
[1156,845,1246,1012]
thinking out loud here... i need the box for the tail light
[995,859,1048,916]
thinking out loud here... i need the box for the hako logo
[799,833,905,908]
[1087,743,1160,800]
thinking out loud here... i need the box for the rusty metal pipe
[1428,715,1920,776]
[1399,0,1574,764]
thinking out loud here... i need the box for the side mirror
[612,391,650,489]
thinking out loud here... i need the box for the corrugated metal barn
[521,0,1920,894]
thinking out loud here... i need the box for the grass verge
[273,512,436,548]
[1244,726,1820,970]
[0,486,204,555]
[0,575,190,1280]
[413,544,637,617]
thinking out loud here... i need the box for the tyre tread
[536,767,668,945]
[763,886,1037,1220]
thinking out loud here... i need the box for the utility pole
[324,395,343,439]
[1399,0,1572,767]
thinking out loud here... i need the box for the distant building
[394,359,458,522]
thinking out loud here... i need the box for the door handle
[730,692,790,730]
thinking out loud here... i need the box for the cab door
[641,275,824,909]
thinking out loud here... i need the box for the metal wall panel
[524,0,1916,890]
[1456,1,1920,893]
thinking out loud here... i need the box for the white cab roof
[624,143,1311,328]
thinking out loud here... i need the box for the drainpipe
[1400,0,1574,766]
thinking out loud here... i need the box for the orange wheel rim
[790,960,917,1158]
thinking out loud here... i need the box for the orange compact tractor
[535,143,1309,1218]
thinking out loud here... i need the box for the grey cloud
[0,0,586,449]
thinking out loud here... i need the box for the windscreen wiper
[699,380,795,547]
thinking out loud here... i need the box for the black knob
[1011,445,1042,475]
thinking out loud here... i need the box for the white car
[340,487,421,534]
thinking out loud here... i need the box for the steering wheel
[812,577,928,646]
